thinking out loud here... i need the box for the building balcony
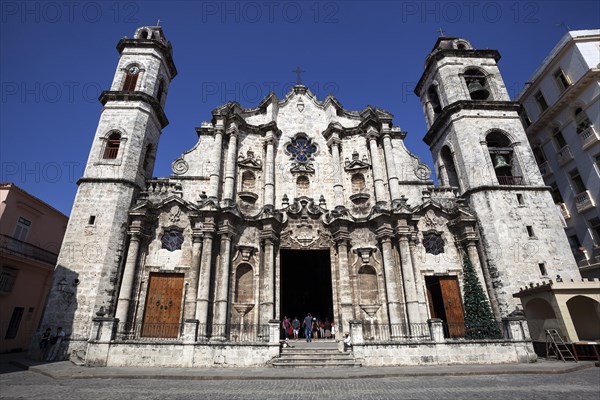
[578,125,600,150]
[0,234,59,265]
[556,202,570,224]
[538,161,552,178]
[497,175,525,186]
[556,145,574,166]
[574,190,596,214]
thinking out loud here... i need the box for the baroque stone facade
[40,27,581,366]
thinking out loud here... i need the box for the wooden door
[439,276,465,338]
[142,273,184,338]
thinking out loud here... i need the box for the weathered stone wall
[87,342,279,368]
[355,340,536,366]
[469,189,580,315]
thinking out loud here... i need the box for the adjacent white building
[517,30,600,278]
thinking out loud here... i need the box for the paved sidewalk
[1,351,595,380]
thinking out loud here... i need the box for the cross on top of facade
[437,28,446,36]
[156,19,161,27]
[292,67,305,85]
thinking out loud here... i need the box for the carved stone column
[259,227,277,325]
[184,223,203,320]
[409,233,429,323]
[222,123,239,205]
[376,226,404,332]
[328,136,345,208]
[195,222,215,338]
[366,131,387,204]
[264,130,276,208]
[396,228,421,324]
[115,221,142,325]
[208,123,225,199]
[381,132,401,204]
[333,231,353,333]
[438,163,449,186]
[213,222,235,339]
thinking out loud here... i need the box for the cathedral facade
[40,26,581,367]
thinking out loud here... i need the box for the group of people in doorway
[38,326,65,361]
[281,314,336,341]
[281,314,353,351]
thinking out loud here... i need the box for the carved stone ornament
[423,209,443,229]
[280,228,333,249]
[414,163,432,180]
[169,206,182,223]
[353,247,378,264]
[286,196,323,217]
[171,158,189,175]
[360,304,381,318]
[238,150,262,170]
[344,151,371,172]
[235,245,257,262]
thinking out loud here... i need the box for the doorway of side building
[425,275,465,338]
[280,249,334,331]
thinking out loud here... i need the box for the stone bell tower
[414,36,579,316]
[41,26,177,351]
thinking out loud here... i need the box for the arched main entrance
[280,249,333,323]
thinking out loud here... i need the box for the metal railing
[362,322,431,342]
[117,322,181,341]
[116,322,270,343]
[201,324,270,343]
[497,175,524,186]
[442,321,505,340]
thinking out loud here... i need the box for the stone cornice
[415,48,501,95]
[77,177,142,190]
[423,101,521,147]
[116,38,177,78]
[99,91,169,128]
[461,184,551,198]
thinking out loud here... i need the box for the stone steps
[272,342,361,368]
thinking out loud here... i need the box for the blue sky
[1,0,599,216]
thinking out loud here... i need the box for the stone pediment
[416,199,475,221]
[237,150,262,170]
[344,151,371,172]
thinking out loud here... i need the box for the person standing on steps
[302,312,313,342]
[282,316,291,340]
[292,316,300,340]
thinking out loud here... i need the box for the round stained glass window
[286,136,317,164]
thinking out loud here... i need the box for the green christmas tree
[461,254,502,339]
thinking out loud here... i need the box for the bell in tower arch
[493,154,511,174]
[468,80,490,100]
